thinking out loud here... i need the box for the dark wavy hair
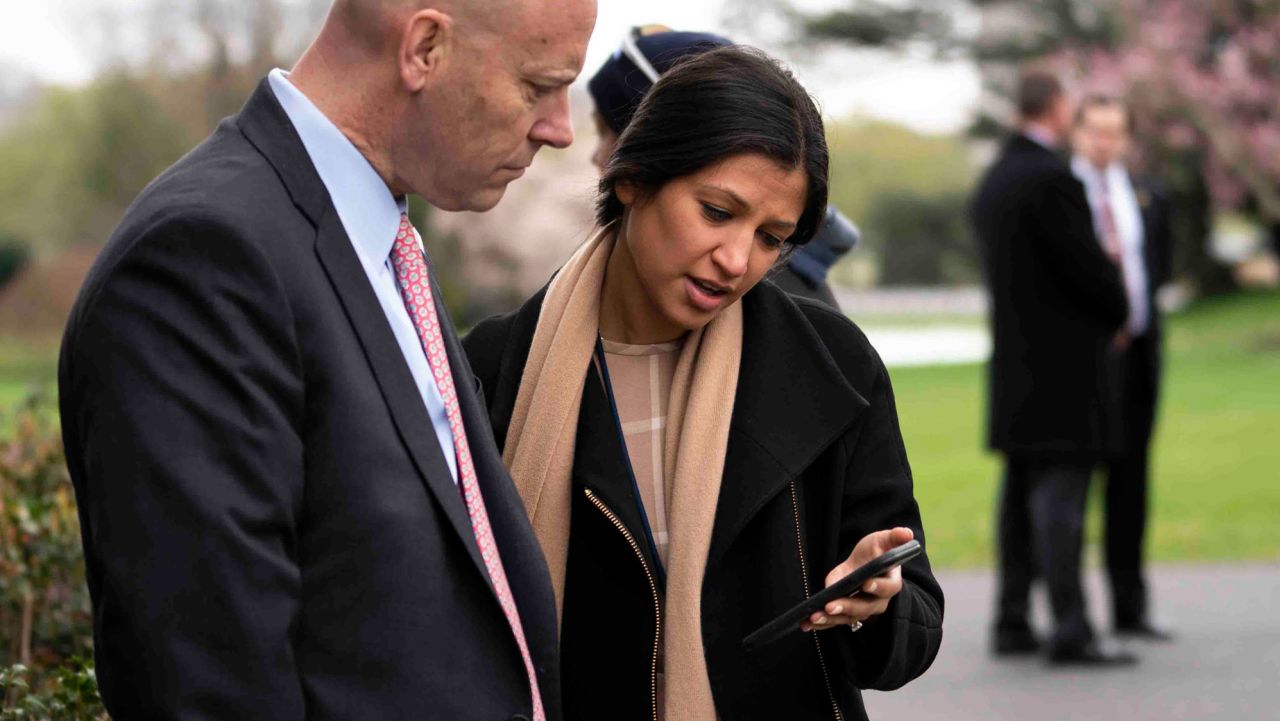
[596,46,829,247]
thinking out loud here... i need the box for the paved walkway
[864,564,1280,720]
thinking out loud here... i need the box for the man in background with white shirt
[1071,95,1176,643]
[59,1,595,719]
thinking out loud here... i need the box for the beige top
[600,337,683,565]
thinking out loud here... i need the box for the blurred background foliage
[824,120,976,287]
[790,0,1280,293]
[0,77,195,254]
[0,1,1271,321]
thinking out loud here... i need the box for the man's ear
[399,9,453,93]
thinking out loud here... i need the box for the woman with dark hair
[464,46,942,721]
[587,25,862,310]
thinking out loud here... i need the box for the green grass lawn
[889,290,1280,567]
[0,336,58,408]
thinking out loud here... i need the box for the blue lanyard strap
[594,334,668,586]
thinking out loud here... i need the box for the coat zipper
[584,487,662,721]
[789,480,844,721]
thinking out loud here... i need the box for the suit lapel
[429,253,551,586]
[708,285,869,565]
[432,257,562,689]
[313,209,488,578]
[236,79,327,226]
[236,79,488,580]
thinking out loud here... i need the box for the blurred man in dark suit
[971,70,1134,666]
[1071,95,1176,642]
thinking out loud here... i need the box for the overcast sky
[0,0,981,134]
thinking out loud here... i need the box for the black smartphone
[742,539,922,652]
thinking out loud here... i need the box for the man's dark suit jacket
[1123,176,1176,417]
[58,79,558,721]
[970,134,1129,460]
[1134,178,1175,330]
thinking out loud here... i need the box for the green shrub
[869,190,978,286]
[0,660,105,721]
[0,391,102,718]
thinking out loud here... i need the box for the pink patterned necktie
[390,214,545,721]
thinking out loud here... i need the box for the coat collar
[235,78,331,227]
[267,69,406,282]
[1007,132,1063,164]
[708,282,868,564]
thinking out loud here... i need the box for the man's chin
[453,185,509,214]
[416,177,512,213]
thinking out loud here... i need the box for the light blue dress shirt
[268,69,458,483]
[1070,156,1150,336]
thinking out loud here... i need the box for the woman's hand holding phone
[802,527,915,633]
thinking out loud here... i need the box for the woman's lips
[684,275,730,313]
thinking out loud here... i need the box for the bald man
[59,2,596,719]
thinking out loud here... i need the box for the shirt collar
[268,68,406,272]
[1071,155,1125,189]
[1021,122,1061,151]
[1071,154,1098,183]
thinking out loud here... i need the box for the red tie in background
[1095,174,1136,346]
[390,213,546,721]
[1095,173,1124,265]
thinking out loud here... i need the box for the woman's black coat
[463,280,944,721]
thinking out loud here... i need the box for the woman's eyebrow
[697,183,749,209]
[698,183,798,230]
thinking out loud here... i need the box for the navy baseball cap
[587,25,733,135]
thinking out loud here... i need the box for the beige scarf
[503,225,742,721]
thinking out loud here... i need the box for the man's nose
[530,90,574,150]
